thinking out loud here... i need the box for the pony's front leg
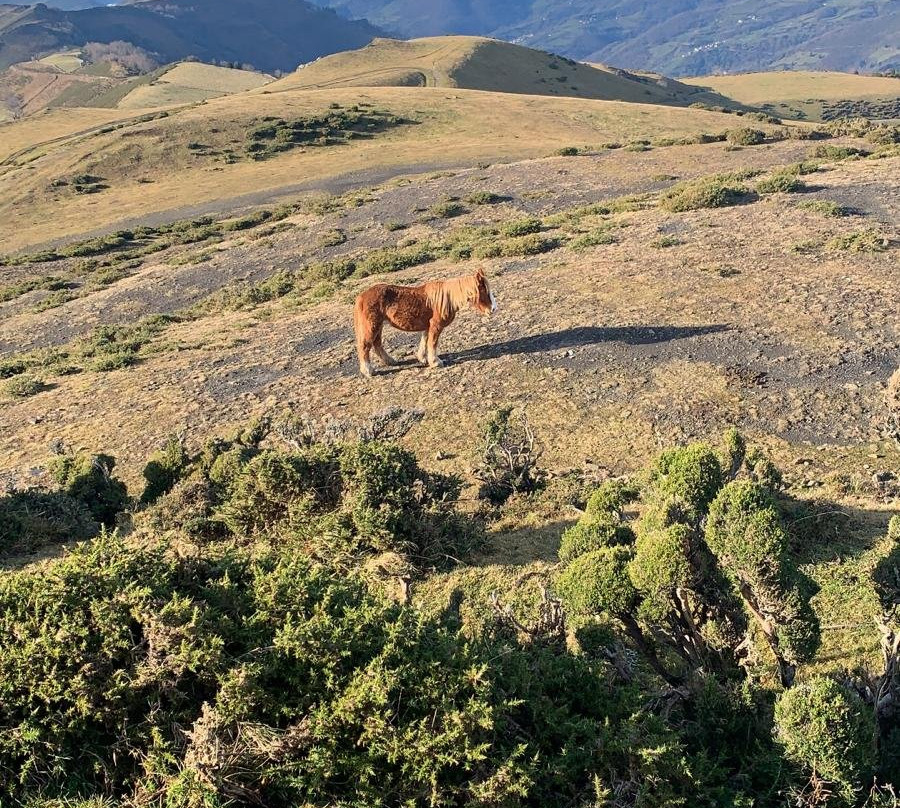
[426,322,445,368]
[415,332,428,365]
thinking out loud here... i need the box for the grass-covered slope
[275,36,741,109]
[684,71,900,122]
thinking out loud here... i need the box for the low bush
[49,450,128,527]
[809,144,869,161]
[501,217,543,237]
[2,374,47,398]
[0,489,98,555]
[659,174,753,212]
[465,191,505,205]
[827,228,890,253]
[774,677,876,804]
[726,127,766,145]
[757,170,806,194]
[429,199,466,219]
[796,200,849,217]
[570,229,617,250]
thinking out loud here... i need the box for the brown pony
[353,269,497,377]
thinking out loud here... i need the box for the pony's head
[472,269,497,316]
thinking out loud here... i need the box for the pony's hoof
[429,358,445,368]
[416,354,427,365]
[360,364,374,378]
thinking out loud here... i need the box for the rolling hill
[273,36,744,110]
[684,71,900,122]
[0,0,385,73]
[310,0,900,76]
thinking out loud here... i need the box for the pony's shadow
[445,324,731,365]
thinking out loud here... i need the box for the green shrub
[0,531,702,807]
[48,451,128,527]
[756,171,806,194]
[3,374,47,399]
[570,229,617,250]
[465,191,505,205]
[501,217,543,237]
[478,233,561,258]
[796,200,849,217]
[141,437,190,505]
[659,174,752,212]
[726,128,766,146]
[429,200,466,219]
[628,523,694,619]
[889,514,900,543]
[554,146,580,156]
[318,227,347,247]
[774,677,876,804]
[645,443,723,523]
[827,228,889,253]
[650,235,681,248]
[706,480,820,675]
[355,243,435,276]
[809,144,869,161]
[556,546,637,616]
[558,480,636,563]
[0,489,98,555]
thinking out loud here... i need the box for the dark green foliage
[48,451,129,528]
[465,191,505,205]
[556,546,638,616]
[141,437,191,504]
[629,523,694,620]
[2,374,47,398]
[245,110,411,160]
[660,173,753,212]
[757,170,806,194]
[726,127,766,145]
[0,490,98,554]
[429,199,466,218]
[0,533,698,807]
[706,480,820,674]
[558,480,636,563]
[809,144,870,161]
[501,217,543,237]
[645,442,723,523]
[774,677,877,804]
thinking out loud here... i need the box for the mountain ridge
[0,0,385,72]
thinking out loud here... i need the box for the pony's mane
[426,274,480,320]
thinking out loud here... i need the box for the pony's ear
[475,267,486,280]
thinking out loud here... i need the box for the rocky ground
[1,137,898,493]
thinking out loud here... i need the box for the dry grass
[0,86,758,253]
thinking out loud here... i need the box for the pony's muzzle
[489,292,498,314]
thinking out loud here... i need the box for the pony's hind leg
[354,301,375,378]
[372,331,397,367]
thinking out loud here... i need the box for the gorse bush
[659,173,752,212]
[774,676,877,804]
[49,450,128,528]
[0,418,896,806]
[726,127,766,146]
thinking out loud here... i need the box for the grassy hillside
[0,83,772,252]
[685,71,900,122]
[0,0,385,73]
[0,28,898,804]
[312,0,900,76]
[278,36,743,109]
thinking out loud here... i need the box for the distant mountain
[0,0,385,72]
[310,0,900,76]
